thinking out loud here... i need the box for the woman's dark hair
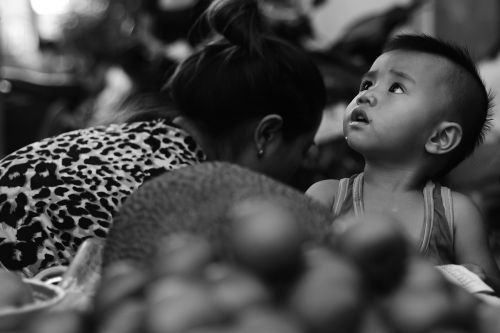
[164,0,326,140]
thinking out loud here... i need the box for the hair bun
[206,0,268,53]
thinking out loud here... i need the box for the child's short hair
[383,34,493,176]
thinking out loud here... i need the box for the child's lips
[349,108,370,125]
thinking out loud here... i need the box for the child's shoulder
[440,186,483,234]
[435,182,479,215]
[305,178,341,208]
[449,189,482,220]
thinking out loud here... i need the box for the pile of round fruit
[11,203,500,333]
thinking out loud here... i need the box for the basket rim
[0,278,65,316]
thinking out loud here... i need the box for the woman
[0,0,326,276]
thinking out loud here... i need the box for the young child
[307,34,500,292]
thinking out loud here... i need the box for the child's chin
[345,133,362,145]
[345,136,369,153]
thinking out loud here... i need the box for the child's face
[344,50,454,160]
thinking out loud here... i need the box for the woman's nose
[356,91,377,106]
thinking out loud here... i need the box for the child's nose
[356,91,377,106]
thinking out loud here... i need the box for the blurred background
[2,0,500,250]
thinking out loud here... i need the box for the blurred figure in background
[50,0,213,130]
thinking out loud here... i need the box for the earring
[257,148,264,157]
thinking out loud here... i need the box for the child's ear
[425,121,463,155]
[254,114,283,157]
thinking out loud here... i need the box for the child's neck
[363,162,428,192]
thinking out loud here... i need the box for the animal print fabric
[0,119,205,276]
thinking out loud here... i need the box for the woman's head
[164,0,326,182]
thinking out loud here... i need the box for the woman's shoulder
[0,119,205,182]
[90,118,183,138]
[1,119,194,159]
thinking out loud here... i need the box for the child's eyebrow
[361,70,377,80]
[389,69,416,84]
[361,69,416,84]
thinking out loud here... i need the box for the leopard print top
[0,119,205,276]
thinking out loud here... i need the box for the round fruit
[153,233,215,278]
[289,247,365,333]
[335,213,409,294]
[227,198,306,284]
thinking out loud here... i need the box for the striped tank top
[333,173,455,265]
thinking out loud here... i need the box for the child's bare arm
[305,179,340,210]
[453,191,500,293]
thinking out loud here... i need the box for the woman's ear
[425,121,463,155]
[254,114,283,157]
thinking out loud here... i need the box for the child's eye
[389,83,404,94]
[359,80,372,91]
